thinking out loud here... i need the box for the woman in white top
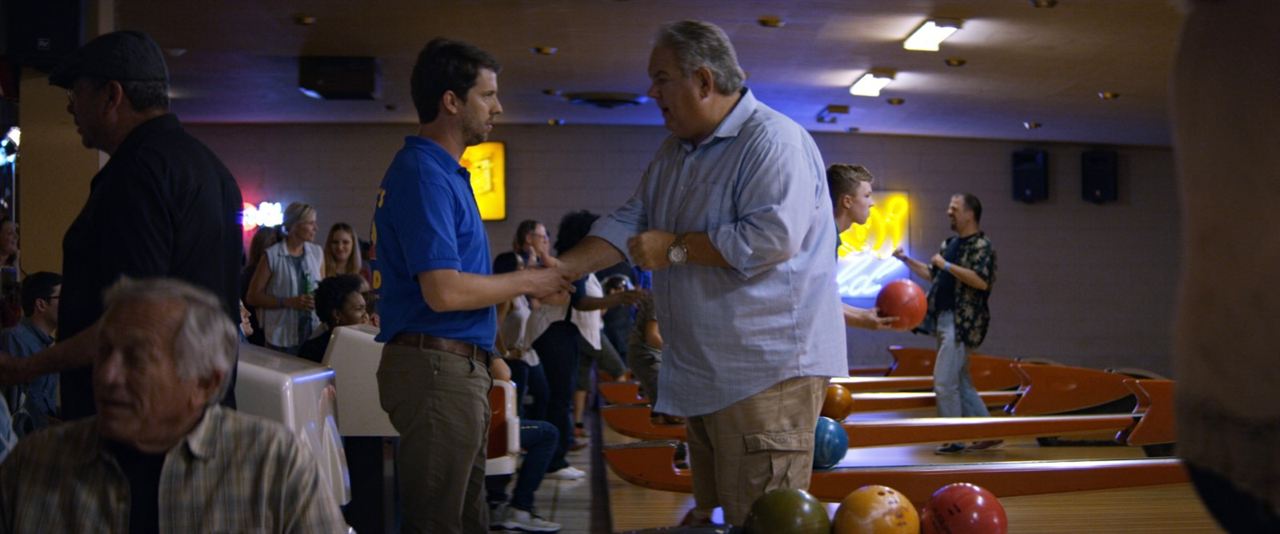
[246,202,323,354]
[494,220,564,419]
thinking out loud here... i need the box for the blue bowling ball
[812,415,847,470]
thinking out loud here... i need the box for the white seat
[235,344,351,506]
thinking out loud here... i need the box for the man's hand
[845,306,899,331]
[525,266,575,300]
[628,230,677,270]
[489,357,512,382]
[892,247,909,262]
[930,253,947,270]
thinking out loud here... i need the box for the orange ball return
[600,346,1020,406]
[603,380,1183,506]
[602,363,1147,441]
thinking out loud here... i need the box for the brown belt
[388,332,492,364]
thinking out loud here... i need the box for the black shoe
[935,443,966,454]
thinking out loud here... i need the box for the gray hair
[103,277,237,404]
[655,20,746,96]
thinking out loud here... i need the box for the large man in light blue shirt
[557,20,846,525]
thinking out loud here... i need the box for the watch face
[667,244,688,264]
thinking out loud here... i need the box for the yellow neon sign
[835,191,912,299]
[461,141,506,221]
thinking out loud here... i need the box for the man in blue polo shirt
[371,38,570,534]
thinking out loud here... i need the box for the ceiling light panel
[903,19,962,52]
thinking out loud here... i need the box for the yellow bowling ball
[833,484,920,534]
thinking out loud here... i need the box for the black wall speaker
[1082,149,1118,204]
[1012,148,1049,203]
[299,56,381,100]
[5,0,85,71]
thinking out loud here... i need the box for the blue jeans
[934,311,990,418]
[486,420,559,511]
[531,321,579,472]
[507,360,550,420]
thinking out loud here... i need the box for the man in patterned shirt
[0,278,345,532]
[893,193,999,454]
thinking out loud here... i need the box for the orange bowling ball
[875,279,927,330]
[821,383,854,420]
[833,485,920,534]
[921,482,1008,534]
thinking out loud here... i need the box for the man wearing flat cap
[0,30,244,420]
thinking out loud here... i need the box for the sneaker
[568,440,589,452]
[501,507,562,532]
[935,443,966,454]
[545,466,586,480]
[489,502,509,530]
[574,425,589,439]
[968,439,1004,451]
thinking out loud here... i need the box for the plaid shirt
[919,232,997,348]
[0,406,345,533]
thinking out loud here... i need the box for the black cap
[48,30,169,89]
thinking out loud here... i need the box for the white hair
[103,277,237,404]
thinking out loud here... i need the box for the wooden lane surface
[603,425,1222,533]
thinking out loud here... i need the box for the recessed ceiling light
[547,119,565,125]
[165,48,187,58]
[294,14,316,25]
[532,46,558,56]
[1023,121,1043,129]
[944,57,967,67]
[1098,91,1121,100]
[886,97,905,106]
[1029,0,1057,7]
[757,15,785,28]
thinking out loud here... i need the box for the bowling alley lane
[602,424,1223,532]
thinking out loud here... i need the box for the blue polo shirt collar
[404,136,469,179]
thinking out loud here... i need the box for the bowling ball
[812,416,848,470]
[833,484,920,534]
[921,482,1008,534]
[821,383,855,420]
[743,488,831,534]
[875,279,927,330]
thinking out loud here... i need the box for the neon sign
[836,191,911,300]
[241,201,284,231]
[461,141,506,221]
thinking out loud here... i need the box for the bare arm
[0,323,98,385]
[556,236,626,280]
[245,260,312,310]
[930,254,990,291]
[418,268,571,313]
[627,231,732,271]
[892,247,933,282]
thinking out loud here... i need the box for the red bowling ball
[921,482,1008,534]
[875,279,927,330]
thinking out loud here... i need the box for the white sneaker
[501,507,562,533]
[545,465,586,480]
